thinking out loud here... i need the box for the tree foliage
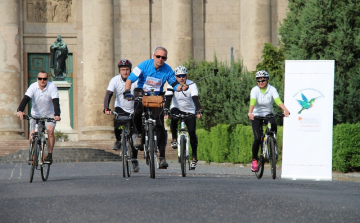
[279,0,360,124]
[183,55,253,130]
[255,43,286,82]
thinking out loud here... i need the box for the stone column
[240,0,271,71]
[162,0,193,69]
[0,0,23,140]
[82,0,114,140]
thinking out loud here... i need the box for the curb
[197,161,360,182]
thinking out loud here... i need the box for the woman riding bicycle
[248,70,290,172]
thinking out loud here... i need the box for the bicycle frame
[24,115,55,182]
[112,111,134,177]
[170,113,196,177]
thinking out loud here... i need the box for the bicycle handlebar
[23,115,56,123]
[254,113,285,120]
[169,113,196,120]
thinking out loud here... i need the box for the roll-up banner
[282,60,335,181]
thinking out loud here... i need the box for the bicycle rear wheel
[41,140,50,181]
[149,123,155,179]
[29,138,37,183]
[121,132,126,177]
[180,135,186,177]
[126,136,132,177]
[269,137,277,179]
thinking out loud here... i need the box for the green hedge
[197,122,360,173]
[333,123,360,172]
[197,124,283,164]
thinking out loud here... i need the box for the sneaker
[133,134,142,148]
[159,157,169,168]
[251,159,258,172]
[190,159,198,169]
[171,140,177,149]
[132,159,140,173]
[44,155,53,165]
[112,140,121,150]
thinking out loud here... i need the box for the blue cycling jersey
[128,59,179,95]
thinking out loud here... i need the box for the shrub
[333,123,360,172]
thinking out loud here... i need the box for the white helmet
[255,70,269,79]
[174,66,188,75]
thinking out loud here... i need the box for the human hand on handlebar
[54,116,61,121]
[123,89,134,101]
[196,109,203,119]
[16,111,25,120]
[177,84,188,92]
[248,113,255,120]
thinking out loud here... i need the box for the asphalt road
[0,161,359,223]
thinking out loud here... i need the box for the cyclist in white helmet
[164,65,203,169]
[103,59,140,172]
[248,70,290,172]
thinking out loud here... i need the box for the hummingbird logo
[297,93,321,114]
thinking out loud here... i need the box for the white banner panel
[282,60,334,181]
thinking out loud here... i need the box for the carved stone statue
[50,35,68,80]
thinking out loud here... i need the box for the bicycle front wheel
[255,156,264,179]
[180,135,186,177]
[29,138,37,183]
[126,136,132,177]
[41,140,50,181]
[149,123,155,179]
[269,137,277,179]
[121,132,126,177]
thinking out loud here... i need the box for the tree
[255,43,286,82]
[183,55,253,130]
[279,0,360,124]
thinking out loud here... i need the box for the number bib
[143,76,162,92]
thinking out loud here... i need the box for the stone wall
[0,0,288,141]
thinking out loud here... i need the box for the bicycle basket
[114,116,132,128]
[142,96,163,108]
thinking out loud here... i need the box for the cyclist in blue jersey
[248,70,290,172]
[124,47,188,168]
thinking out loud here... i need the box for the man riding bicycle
[248,70,290,172]
[103,59,140,172]
[164,65,203,169]
[16,71,61,164]
[124,46,188,168]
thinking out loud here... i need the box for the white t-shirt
[165,79,198,114]
[107,75,137,113]
[25,81,59,117]
[250,83,279,116]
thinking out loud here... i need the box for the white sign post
[282,60,335,181]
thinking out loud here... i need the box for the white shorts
[30,114,56,131]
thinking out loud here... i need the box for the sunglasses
[176,74,186,78]
[155,55,167,60]
[37,77,48,81]
[257,79,267,83]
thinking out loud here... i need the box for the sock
[48,153,52,157]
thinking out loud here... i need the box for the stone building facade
[0,0,288,141]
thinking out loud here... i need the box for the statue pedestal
[53,81,77,141]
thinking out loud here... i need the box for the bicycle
[23,115,55,183]
[254,113,284,180]
[169,113,196,177]
[134,90,163,179]
[112,111,134,177]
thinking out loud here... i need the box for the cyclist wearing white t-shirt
[16,71,61,164]
[103,59,140,172]
[248,70,290,172]
[164,66,203,169]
